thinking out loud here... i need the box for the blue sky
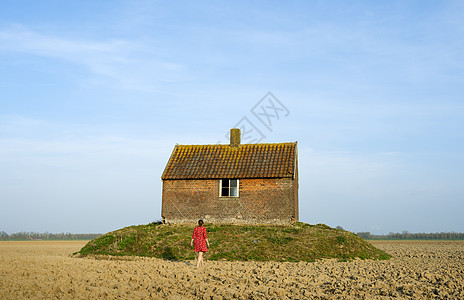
[1,1,463,234]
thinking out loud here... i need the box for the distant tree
[335,226,344,231]
[4,231,101,240]
[356,231,464,240]
[356,232,371,239]
[0,231,8,239]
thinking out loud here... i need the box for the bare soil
[1,240,463,299]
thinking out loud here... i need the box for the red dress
[192,226,208,252]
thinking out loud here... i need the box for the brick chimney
[230,128,241,148]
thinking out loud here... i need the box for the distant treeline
[357,231,464,240]
[0,231,101,240]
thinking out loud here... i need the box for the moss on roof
[162,142,297,180]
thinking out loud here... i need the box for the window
[220,179,239,197]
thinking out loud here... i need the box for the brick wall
[161,178,298,225]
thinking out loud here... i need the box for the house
[161,128,298,225]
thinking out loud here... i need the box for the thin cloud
[0,26,186,92]
[0,26,128,60]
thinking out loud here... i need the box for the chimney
[230,128,241,147]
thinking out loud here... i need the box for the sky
[1,1,463,235]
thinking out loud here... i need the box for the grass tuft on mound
[78,222,391,262]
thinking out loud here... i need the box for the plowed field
[1,240,463,299]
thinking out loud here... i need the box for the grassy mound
[78,222,391,262]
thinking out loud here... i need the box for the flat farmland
[1,240,463,299]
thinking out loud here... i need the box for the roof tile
[162,142,296,179]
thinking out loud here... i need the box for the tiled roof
[161,142,297,180]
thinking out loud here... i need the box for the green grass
[78,222,391,262]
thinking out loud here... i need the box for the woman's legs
[197,251,204,267]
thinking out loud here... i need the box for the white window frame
[219,179,239,197]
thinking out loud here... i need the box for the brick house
[161,128,298,225]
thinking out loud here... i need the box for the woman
[191,219,210,267]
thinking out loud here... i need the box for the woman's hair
[198,219,204,226]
